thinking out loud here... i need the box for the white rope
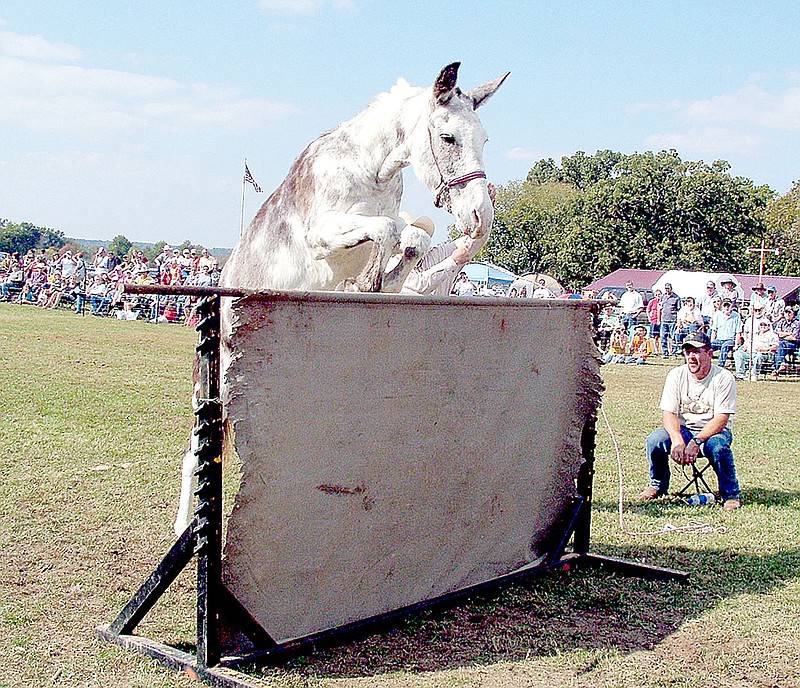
[600,404,727,536]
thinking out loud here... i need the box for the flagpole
[240,158,247,236]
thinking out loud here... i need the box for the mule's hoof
[335,279,361,292]
[400,224,432,258]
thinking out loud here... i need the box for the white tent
[651,270,744,302]
[462,261,518,291]
[508,272,564,298]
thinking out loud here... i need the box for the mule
[174,62,509,535]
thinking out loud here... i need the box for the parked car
[597,286,654,306]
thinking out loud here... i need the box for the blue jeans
[774,340,798,370]
[733,348,768,378]
[711,338,735,368]
[660,322,677,356]
[645,426,740,500]
[621,314,638,336]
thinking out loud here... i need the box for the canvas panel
[221,293,602,643]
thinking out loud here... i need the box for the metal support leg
[194,296,224,668]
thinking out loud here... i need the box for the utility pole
[745,239,780,379]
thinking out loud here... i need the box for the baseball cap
[682,331,712,349]
[767,285,776,292]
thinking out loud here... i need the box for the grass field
[1,303,799,688]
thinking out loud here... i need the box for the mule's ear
[467,71,510,109]
[433,62,460,104]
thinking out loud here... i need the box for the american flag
[244,164,262,193]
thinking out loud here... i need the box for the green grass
[0,304,798,687]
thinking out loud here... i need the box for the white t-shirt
[659,364,737,432]
[618,289,644,315]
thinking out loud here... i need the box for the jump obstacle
[98,284,688,688]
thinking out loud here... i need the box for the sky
[2,1,800,249]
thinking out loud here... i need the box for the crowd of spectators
[596,277,798,380]
[0,244,221,324]
[3,249,798,377]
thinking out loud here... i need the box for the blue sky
[2,1,799,248]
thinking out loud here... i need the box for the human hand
[670,442,688,465]
[683,440,700,463]
[451,244,472,266]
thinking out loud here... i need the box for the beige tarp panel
[221,292,602,644]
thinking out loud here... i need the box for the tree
[108,234,132,257]
[482,180,583,278]
[0,220,64,255]
[488,150,772,287]
[763,181,800,275]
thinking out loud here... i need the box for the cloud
[635,78,800,133]
[258,0,355,16]
[0,29,83,63]
[645,128,763,156]
[504,147,546,162]
[682,83,800,131]
[633,76,800,163]
[0,53,298,136]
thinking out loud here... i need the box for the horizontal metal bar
[123,284,253,298]
[577,553,690,583]
[96,627,262,688]
[122,283,600,310]
[225,553,596,668]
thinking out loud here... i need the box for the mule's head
[418,62,509,238]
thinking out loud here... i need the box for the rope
[600,404,727,536]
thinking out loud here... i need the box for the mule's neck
[343,89,432,189]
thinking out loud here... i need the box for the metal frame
[675,460,716,498]
[98,285,688,688]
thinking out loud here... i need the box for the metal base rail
[98,285,688,688]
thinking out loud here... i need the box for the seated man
[772,306,800,377]
[639,331,741,510]
[596,303,620,351]
[675,295,704,346]
[709,299,742,368]
[734,320,779,380]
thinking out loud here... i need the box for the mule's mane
[352,78,429,132]
[373,78,427,109]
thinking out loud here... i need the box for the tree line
[0,219,214,262]
[480,150,800,289]
[5,149,800,289]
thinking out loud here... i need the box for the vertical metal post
[573,417,597,555]
[193,296,224,668]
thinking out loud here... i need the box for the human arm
[683,413,731,463]
[663,411,691,464]
[776,319,800,341]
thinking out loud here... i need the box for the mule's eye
[440,133,456,145]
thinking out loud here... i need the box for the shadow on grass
[240,543,799,681]
[589,485,800,512]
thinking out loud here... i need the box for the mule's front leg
[381,223,433,292]
[307,212,400,292]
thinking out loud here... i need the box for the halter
[428,127,487,209]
